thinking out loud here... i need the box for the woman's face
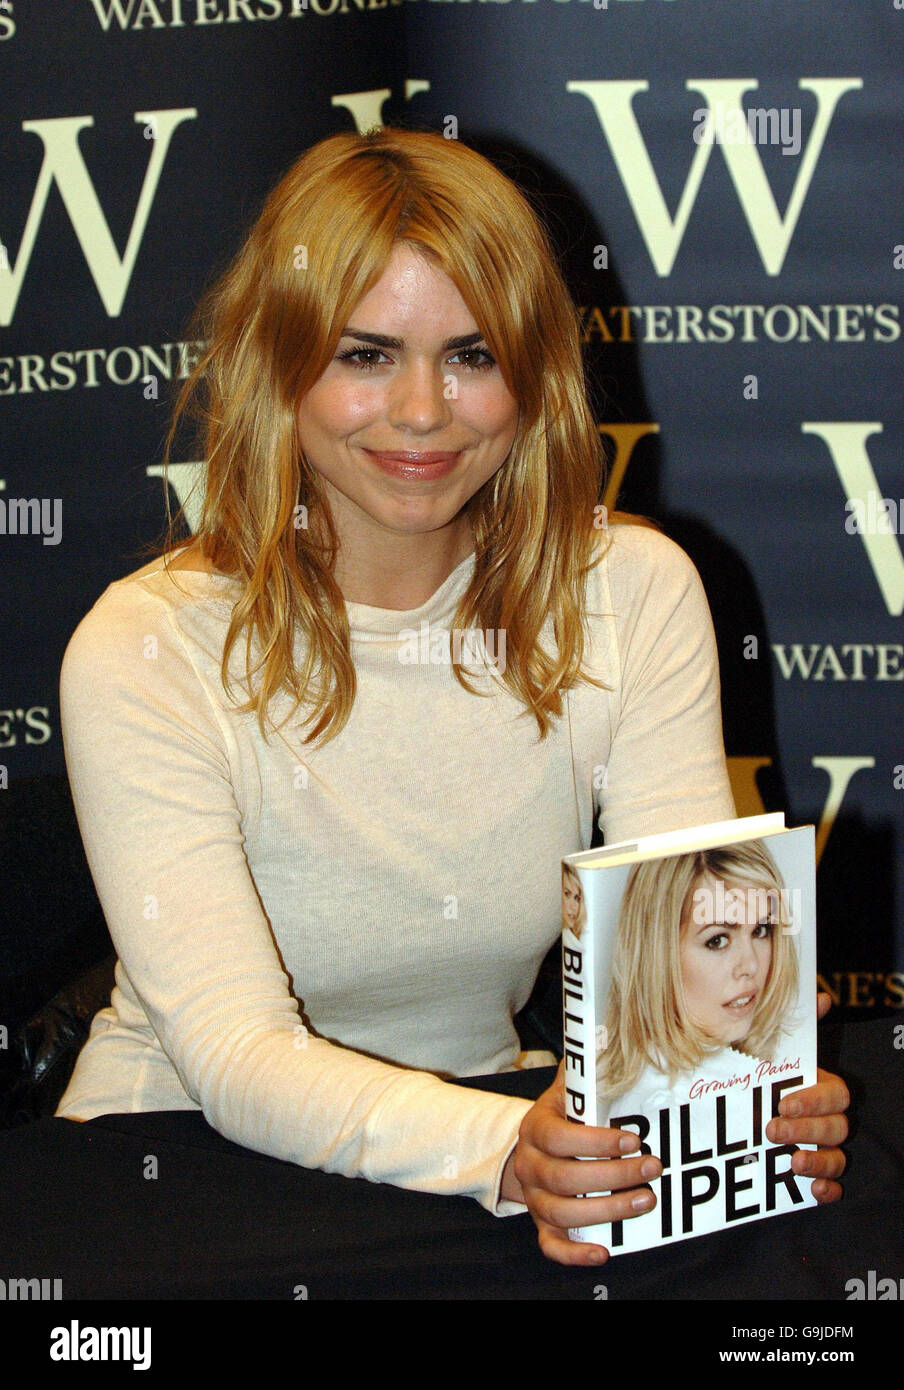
[295,240,520,555]
[562,873,582,929]
[679,872,774,1047]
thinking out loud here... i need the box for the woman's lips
[724,990,757,1013]
[362,449,462,479]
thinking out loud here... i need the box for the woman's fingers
[522,1161,659,1230]
[770,1058,849,1204]
[779,1066,850,1117]
[522,1147,660,1197]
[515,1078,663,1256]
[768,1111,849,1148]
[535,1220,610,1267]
[768,1067,850,1153]
[809,1179,844,1203]
[789,1144,847,1181]
[766,1064,849,1195]
[520,1105,643,1163]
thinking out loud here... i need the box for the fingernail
[797,1154,812,1174]
[771,1120,790,1142]
[618,1135,640,1154]
[632,1192,654,1212]
[782,1099,802,1117]
[641,1158,661,1180]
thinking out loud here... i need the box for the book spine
[562,919,593,1126]
[562,864,597,1240]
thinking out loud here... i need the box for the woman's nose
[388,360,452,433]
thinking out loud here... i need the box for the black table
[1,1018,901,1304]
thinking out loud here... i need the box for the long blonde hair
[153,126,614,744]
[597,842,800,1099]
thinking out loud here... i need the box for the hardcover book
[561,812,817,1255]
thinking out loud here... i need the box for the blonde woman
[56,127,848,1266]
[562,863,588,939]
[597,843,801,1117]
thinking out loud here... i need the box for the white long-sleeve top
[55,520,736,1215]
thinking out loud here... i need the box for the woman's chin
[729,1032,761,1059]
[705,1023,752,1050]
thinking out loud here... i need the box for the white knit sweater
[55,521,736,1215]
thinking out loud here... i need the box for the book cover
[561,813,817,1254]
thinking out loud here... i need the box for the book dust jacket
[561,816,817,1255]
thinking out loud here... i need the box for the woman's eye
[336,347,388,370]
[451,348,496,371]
[753,919,775,938]
[704,932,729,950]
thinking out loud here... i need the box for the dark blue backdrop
[1,0,901,1029]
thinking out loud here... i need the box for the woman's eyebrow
[694,915,775,935]
[339,327,485,351]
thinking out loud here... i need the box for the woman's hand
[765,991,849,1202]
[501,1061,661,1266]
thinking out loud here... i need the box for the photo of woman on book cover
[595,841,803,1117]
[561,863,588,939]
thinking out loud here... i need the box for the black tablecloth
[1,1017,901,1301]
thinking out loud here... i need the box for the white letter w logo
[567,79,862,275]
[803,422,904,617]
[0,109,196,325]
